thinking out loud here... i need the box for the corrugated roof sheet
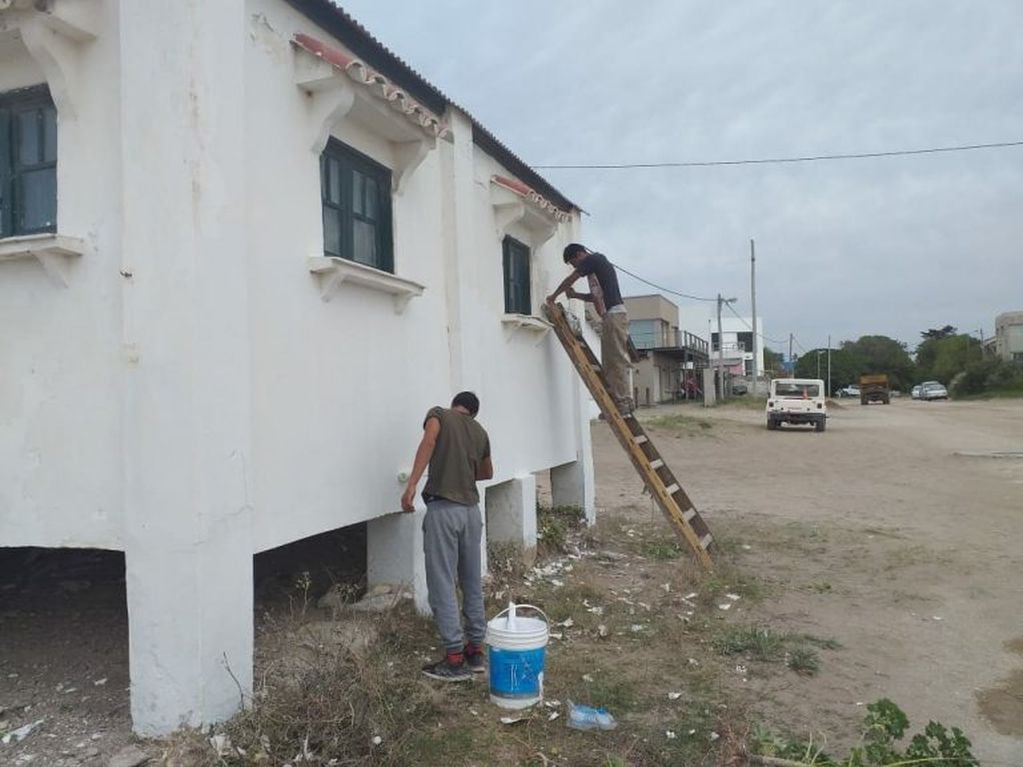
[285,0,578,212]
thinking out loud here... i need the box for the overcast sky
[339,1,1022,356]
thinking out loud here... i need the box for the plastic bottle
[566,700,617,731]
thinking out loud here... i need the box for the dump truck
[859,373,890,405]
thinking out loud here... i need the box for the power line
[610,260,718,302]
[532,139,1023,170]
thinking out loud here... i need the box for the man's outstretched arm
[401,417,440,512]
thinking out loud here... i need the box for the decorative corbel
[293,46,357,154]
[493,201,526,240]
[392,138,433,195]
[18,15,83,119]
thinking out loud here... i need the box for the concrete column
[551,360,596,523]
[703,367,717,407]
[366,510,428,614]
[486,475,537,561]
[119,1,252,734]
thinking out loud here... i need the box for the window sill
[501,313,552,344]
[307,256,424,314]
[0,233,84,286]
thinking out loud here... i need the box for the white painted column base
[551,456,595,525]
[485,475,537,562]
[125,539,253,736]
[367,510,428,614]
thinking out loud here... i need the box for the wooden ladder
[544,302,714,569]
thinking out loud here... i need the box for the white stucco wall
[0,10,124,549]
[0,0,595,734]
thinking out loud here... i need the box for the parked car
[837,385,860,398]
[920,382,948,400]
[911,384,923,399]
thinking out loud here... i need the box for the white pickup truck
[766,378,827,432]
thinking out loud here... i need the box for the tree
[919,334,981,384]
[921,325,957,340]
[841,335,915,390]
[793,347,864,388]
[763,347,783,374]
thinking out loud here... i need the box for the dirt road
[597,397,1023,764]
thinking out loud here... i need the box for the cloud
[340,0,1023,349]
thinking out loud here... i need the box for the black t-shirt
[576,252,623,308]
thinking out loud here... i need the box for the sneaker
[464,647,486,674]
[421,658,473,682]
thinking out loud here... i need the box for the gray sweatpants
[422,498,486,653]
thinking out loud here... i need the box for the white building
[993,311,1023,363]
[0,0,597,735]
[679,307,765,377]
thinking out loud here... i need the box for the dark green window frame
[502,236,531,315]
[0,84,58,239]
[320,138,393,273]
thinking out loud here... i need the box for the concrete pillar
[367,510,428,614]
[486,475,537,561]
[119,1,252,735]
[703,367,717,407]
[551,365,597,524]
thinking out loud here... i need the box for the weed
[750,698,980,766]
[787,646,821,675]
[536,504,585,555]
[645,413,714,434]
[716,625,786,661]
[797,633,843,650]
[641,539,683,561]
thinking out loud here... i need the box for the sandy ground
[2,397,1021,765]
[601,397,1023,764]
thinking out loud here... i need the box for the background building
[994,311,1023,362]
[624,295,709,405]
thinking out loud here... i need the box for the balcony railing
[631,329,709,355]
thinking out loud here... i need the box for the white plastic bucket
[485,603,549,709]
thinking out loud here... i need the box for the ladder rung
[682,508,696,522]
[665,483,679,495]
[649,458,664,469]
[634,435,648,444]
[699,533,713,549]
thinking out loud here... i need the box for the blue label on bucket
[489,646,545,698]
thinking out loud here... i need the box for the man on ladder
[546,243,633,416]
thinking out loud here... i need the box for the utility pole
[716,294,724,402]
[750,239,758,396]
[716,294,737,402]
[827,334,832,398]
[789,333,793,372]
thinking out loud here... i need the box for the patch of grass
[640,539,683,561]
[716,625,786,661]
[645,413,714,434]
[796,633,843,651]
[787,646,821,675]
[536,504,585,555]
[715,624,839,678]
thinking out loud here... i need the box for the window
[1,85,57,239]
[736,332,754,353]
[502,236,530,315]
[320,138,392,272]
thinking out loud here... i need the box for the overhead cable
[532,140,1023,170]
